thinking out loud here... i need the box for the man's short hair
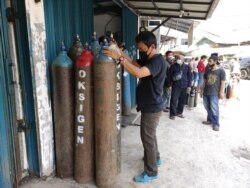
[135,31,157,48]
[209,53,219,61]
[201,55,207,60]
[165,50,173,56]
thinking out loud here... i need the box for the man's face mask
[176,59,182,64]
[210,63,215,68]
[208,59,216,68]
[167,56,174,62]
[139,51,149,61]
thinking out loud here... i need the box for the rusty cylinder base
[94,61,117,187]
[52,66,74,178]
[74,66,94,183]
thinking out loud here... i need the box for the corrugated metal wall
[122,7,138,108]
[0,1,14,186]
[44,0,93,68]
[12,0,40,175]
[0,36,13,188]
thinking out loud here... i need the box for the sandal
[202,121,211,125]
[177,114,185,118]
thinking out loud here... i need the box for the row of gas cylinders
[51,34,121,187]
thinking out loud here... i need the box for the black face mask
[139,51,149,61]
[210,63,215,68]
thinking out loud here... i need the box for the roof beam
[123,0,141,15]
[166,24,188,33]
[128,0,211,5]
[137,7,208,14]
[180,0,183,11]
[140,13,206,20]
[167,23,189,30]
[151,0,161,17]
[151,17,171,32]
[206,0,220,19]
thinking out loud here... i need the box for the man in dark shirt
[104,31,167,183]
[168,55,192,119]
[200,54,226,131]
[163,50,175,112]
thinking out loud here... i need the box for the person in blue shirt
[104,31,167,183]
[167,55,192,120]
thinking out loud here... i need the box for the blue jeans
[193,72,199,87]
[163,89,171,109]
[198,72,204,87]
[203,95,220,127]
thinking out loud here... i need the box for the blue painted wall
[0,1,13,187]
[44,0,93,94]
[0,41,13,188]
[122,7,138,108]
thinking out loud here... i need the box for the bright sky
[197,0,250,42]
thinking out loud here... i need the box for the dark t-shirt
[204,68,226,96]
[168,63,192,88]
[136,54,167,113]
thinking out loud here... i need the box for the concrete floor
[20,80,250,188]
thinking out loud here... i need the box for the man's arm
[120,58,151,78]
[219,69,226,99]
[219,80,225,99]
[103,48,151,78]
[200,78,206,98]
[120,51,141,68]
[187,65,192,88]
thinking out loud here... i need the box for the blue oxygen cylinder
[52,43,74,178]
[94,38,119,187]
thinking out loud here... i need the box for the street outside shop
[20,80,250,188]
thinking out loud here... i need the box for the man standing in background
[197,55,207,92]
[163,50,175,112]
[168,55,192,120]
[200,54,226,131]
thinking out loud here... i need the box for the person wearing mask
[200,54,226,131]
[194,57,199,86]
[197,55,207,92]
[163,50,175,112]
[168,55,192,120]
[190,57,199,87]
[103,31,167,183]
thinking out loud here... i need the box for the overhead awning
[122,0,220,20]
[163,18,195,33]
[122,0,220,34]
[93,0,220,34]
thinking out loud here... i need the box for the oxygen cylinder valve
[103,38,109,48]
[68,35,84,62]
[91,32,101,56]
[60,42,66,51]
[84,42,89,50]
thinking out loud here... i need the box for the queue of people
[162,51,226,132]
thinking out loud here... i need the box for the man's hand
[219,92,224,99]
[187,87,191,93]
[166,87,172,94]
[200,90,203,98]
[102,48,121,60]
